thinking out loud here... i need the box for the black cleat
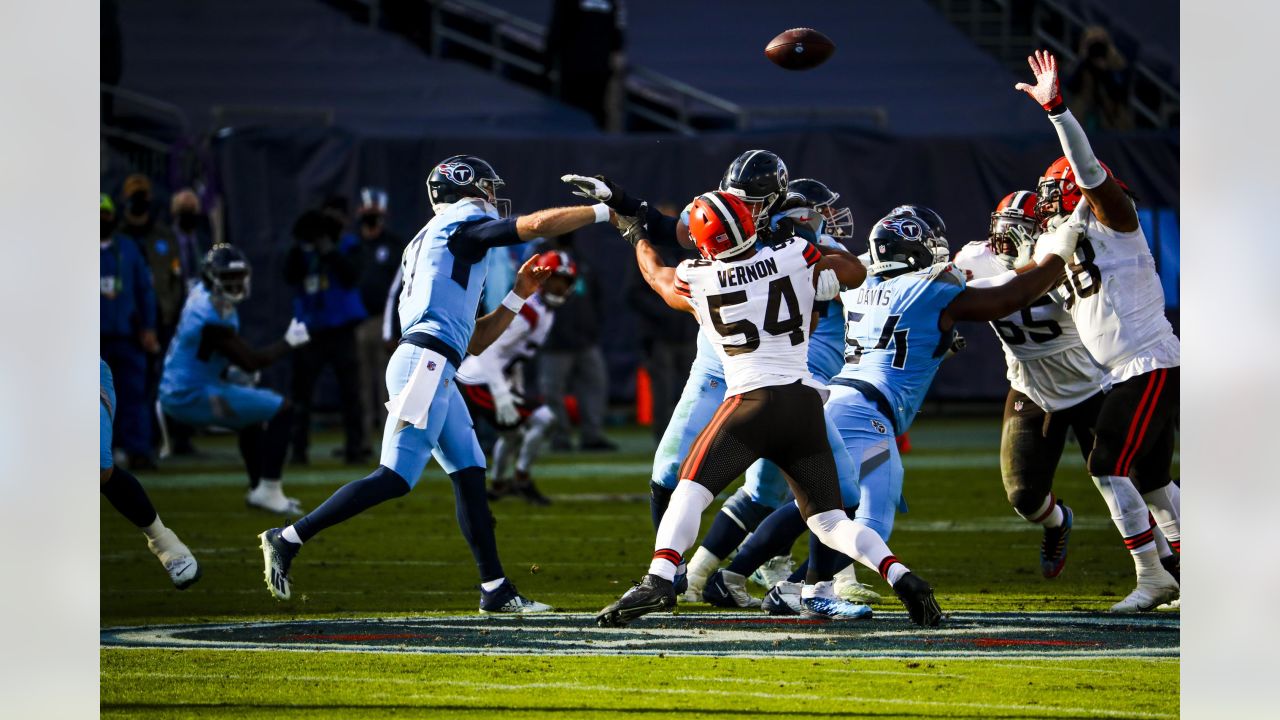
[892,572,943,627]
[513,472,552,506]
[597,574,677,627]
[487,478,513,502]
[258,527,300,600]
[1040,501,1073,578]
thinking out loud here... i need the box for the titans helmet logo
[882,217,923,239]
[439,162,475,184]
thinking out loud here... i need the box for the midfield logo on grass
[102,612,1178,660]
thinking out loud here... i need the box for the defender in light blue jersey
[262,154,618,613]
[827,204,1089,543]
[160,244,311,515]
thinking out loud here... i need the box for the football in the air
[765,28,835,70]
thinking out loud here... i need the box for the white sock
[685,546,720,584]
[259,478,283,495]
[492,434,517,480]
[648,482,713,580]
[281,525,303,545]
[481,577,505,593]
[142,517,167,542]
[807,511,911,584]
[1133,548,1167,583]
[801,581,836,600]
[517,407,554,474]
[1153,524,1172,559]
[1143,485,1181,552]
[1020,493,1064,528]
[1092,475,1154,553]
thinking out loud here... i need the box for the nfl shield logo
[427,361,438,371]
[1014,400,1024,412]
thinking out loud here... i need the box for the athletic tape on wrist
[501,290,525,314]
[592,203,611,223]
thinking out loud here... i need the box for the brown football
[765,28,835,71]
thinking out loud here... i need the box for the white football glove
[815,268,841,301]
[1033,218,1084,264]
[284,318,311,347]
[1003,225,1036,270]
[490,385,520,427]
[561,174,612,203]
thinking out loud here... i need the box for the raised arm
[1015,50,1138,232]
[468,255,552,355]
[561,174,692,248]
[448,204,616,263]
[940,219,1082,328]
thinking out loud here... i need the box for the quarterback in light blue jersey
[160,244,312,515]
[261,154,619,613]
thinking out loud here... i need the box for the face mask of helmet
[1034,179,1065,222]
[476,178,511,218]
[988,217,1037,269]
[210,269,251,303]
[819,204,855,238]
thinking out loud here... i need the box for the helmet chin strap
[865,260,908,276]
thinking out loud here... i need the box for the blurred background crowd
[100,0,1178,471]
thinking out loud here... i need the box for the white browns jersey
[676,239,823,397]
[456,292,554,396]
[1063,204,1180,383]
[954,241,1108,412]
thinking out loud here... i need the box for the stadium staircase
[926,0,1179,128]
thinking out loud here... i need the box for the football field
[101,418,1179,718]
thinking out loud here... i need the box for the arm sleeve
[642,204,680,248]
[447,217,523,263]
[965,269,1018,289]
[1048,108,1108,189]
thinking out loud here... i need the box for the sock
[805,526,854,585]
[648,482,713,580]
[649,481,675,532]
[787,558,808,583]
[1153,520,1172,559]
[1021,493,1064,528]
[238,424,264,490]
[259,478,283,495]
[142,517,167,542]
[1143,485,1181,553]
[492,433,518,480]
[807,510,911,585]
[101,467,159,528]
[292,465,411,542]
[517,406,554,474]
[281,525,303,545]
[480,577,506,593]
[450,466,505,582]
[725,502,808,577]
[684,546,720,586]
[1092,475,1155,554]
[261,403,293,481]
[700,510,753,559]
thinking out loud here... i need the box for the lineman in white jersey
[456,251,577,505]
[1016,50,1180,612]
[955,191,1110,579]
[598,191,945,628]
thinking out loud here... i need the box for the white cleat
[750,555,795,589]
[147,529,201,590]
[703,569,763,608]
[1157,598,1181,611]
[246,484,304,515]
[1109,571,1179,613]
[762,580,805,615]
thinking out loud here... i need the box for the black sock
[700,511,750,559]
[101,467,159,528]
[450,466,505,582]
[649,481,674,533]
[262,403,293,480]
[805,527,853,585]
[292,465,409,542]
[725,503,807,577]
[238,424,264,490]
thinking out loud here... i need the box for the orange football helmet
[687,191,757,260]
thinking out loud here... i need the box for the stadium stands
[115,0,599,136]
[482,0,1049,136]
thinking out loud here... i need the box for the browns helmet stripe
[700,191,745,248]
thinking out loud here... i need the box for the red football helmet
[687,191,757,260]
[1035,155,1129,220]
[989,190,1040,261]
[533,250,577,307]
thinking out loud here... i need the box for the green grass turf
[101,419,1179,718]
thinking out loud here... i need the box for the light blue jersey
[101,359,116,470]
[398,200,496,357]
[160,285,236,397]
[833,264,965,434]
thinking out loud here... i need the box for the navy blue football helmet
[202,243,251,303]
[427,155,509,216]
[788,178,854,238]
[865,207,949,277]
